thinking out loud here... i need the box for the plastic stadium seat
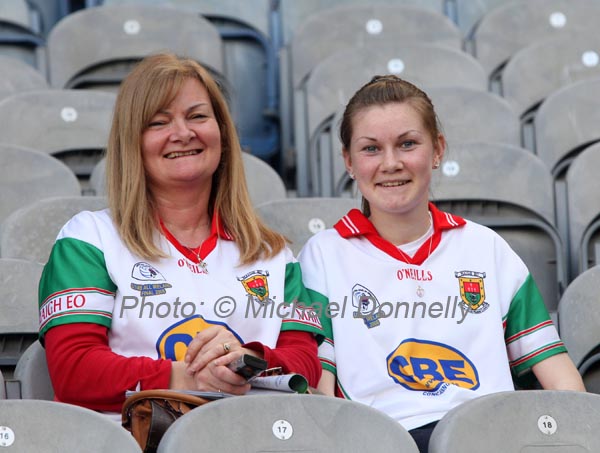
[558,265,600,393]
[471,0,600,84]
[158,394,419,452]
[0,399,141,452]
[0,55,47,101]
[430,142,566,315]
[0,0,45,69]
[502,32,600,122]
[566,143,600,276]
[13,341,53,400]
[47,4,224,91]
[0,370,5,399]
[0,196,107,264]
[98,0,279,161]
[322,86,521,197]
[535,77,600,178]
[0,259,43,371]
[0,89,115,177]
[256,198,360,254]
[0,146,81,226]
[278,0,446,47]
[90,153,287,204]
[26,0,70,36]
[452,0,509,38]
[281,3,460,186]
[429,390,600,452]
[298,43,486,196]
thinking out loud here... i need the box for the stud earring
[348,172,355,180]
[433,162,440,169]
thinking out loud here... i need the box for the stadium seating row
[3,351,600,453]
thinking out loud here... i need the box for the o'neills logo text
[397,268,433,281]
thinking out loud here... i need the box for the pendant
[416,285,425,298]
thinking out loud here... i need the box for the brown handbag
[121,389,212,453]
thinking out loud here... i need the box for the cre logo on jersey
[387,339,480,393]
[156,315,242,360]
[455,270,489,314]
[238,270,273,305]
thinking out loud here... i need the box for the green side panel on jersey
[306,288,332,340]
[281,262,325,341]
[39,237,116,338]
[504,274,551,340]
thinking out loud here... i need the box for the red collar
[334,202,466,265]
[159,214,233,263]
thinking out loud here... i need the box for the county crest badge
[238,270,273,305]
[455,270,489,314]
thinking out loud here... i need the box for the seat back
[0,90,115,177]
[472,0,600,80]
[256,198,360,254]
[47,4,224,89]
[0,399,141,451]
[0,196,107,263]
[566,143,600,276]
[430,142,565,313]
[558,265,600,392]
[502,32,600,121]
[0,145,81,226]
[158,394,419,452]
[0,259,43,369]
[429,390,600,452]
[13,341,53,400]
[0,55,47,101]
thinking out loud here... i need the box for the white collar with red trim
[333,203,466,265]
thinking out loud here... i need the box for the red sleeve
[244,330,322,387]
[44,323,172,412]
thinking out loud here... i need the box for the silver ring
[223,342,231,353]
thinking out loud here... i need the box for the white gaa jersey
[39,209,323,360]
[298,204,565,431]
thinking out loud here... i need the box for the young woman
[39,53,323,419]
[297,75,584,452]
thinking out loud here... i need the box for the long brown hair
[106,53,285,264]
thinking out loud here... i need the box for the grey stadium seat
[0,196,107,264]
[47,4,224,91]
[430,142,566,315]
[0,145,81,226]
[90,153,287,204]
[566,143,600,276]
[0,259,43,371]
[0,399,141,452]
[296,43,486,196]
[0,90,115,177]
[323,86,521,197]
[534,77,600,178]
[558,265,600,394]
[452,0,510,38]
[256,198,360,255]
[158,394,419,453]
[0,0,45,70]
[471,0,600,85]
[13,341,53,400]
[0,55,48,101]
[429,390,600,452]
[278,0,446,47]
[282,4,461,189]
[502,32,600,122]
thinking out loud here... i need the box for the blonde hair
[340,75,443,216]
[106,53,286,264]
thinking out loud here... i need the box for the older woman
[39,53,322,418]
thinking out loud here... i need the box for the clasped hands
[171,325,260,395]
